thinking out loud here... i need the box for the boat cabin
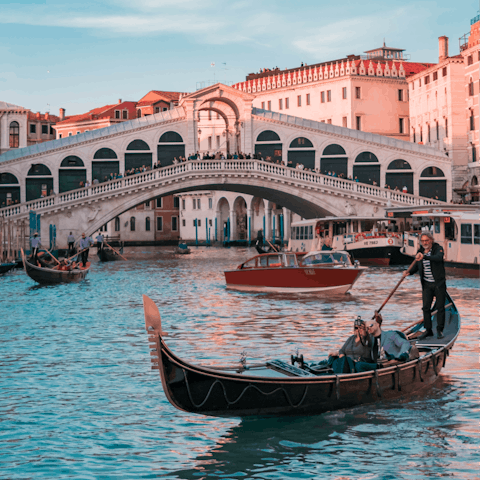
[238,251,353,269]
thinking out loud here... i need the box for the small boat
[0,262,16,274]
[386,205,480,276]
[143,293,460,418]
[254,239,281,255]
[21,249,90,284]
[175,243,191,255]
[290,216,409,266]
[224,250,366,293]
[97,245,124,262]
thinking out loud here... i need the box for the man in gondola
[96,233,104,252]
[402,231,446,340]
[30,232,41,264]
[79,233,93,267]
[67,232,75,256]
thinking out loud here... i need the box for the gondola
[175,243,191,255]
[254,239,280,255]
[97,245,124,262]
[143,293,460,418]
[21,249,90,285]
[0,262,16,274]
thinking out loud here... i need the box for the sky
[0,0,478,116]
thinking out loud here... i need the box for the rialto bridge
[0,84,450,244]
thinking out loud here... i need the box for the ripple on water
[0,246,478,479]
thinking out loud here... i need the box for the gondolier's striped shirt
[422,251,435,283]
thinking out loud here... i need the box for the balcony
[460,32,470,52]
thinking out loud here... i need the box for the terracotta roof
[136,90,182,107]
[55,102,137,126]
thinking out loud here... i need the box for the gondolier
[96,233,104,252]
[30,233,41,263]
[402,232,446,340]
[67,232,75,255]
[79,233,93,267]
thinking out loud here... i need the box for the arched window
[355,152,378,162]
[256,130,280,142]
[114,217,120,232]
[469,77,474,96]
[9,121,19,148]
[0,173,19,184]
[419,167,446,201]
[61,156,84,167]
[145,217,151,231]
[387,160,412,170]
[137,109,141,118]
[289,137,313,148]
[130,217,136,231]
[472,176,478,186]
[94,148,117,159]
[159,131,183,143]
[322,144,346,155]
[421,167,445,177]
[27,164,52,176]
[127,139,150,150]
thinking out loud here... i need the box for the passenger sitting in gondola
[368,312,419,363]
[328,318,375,373]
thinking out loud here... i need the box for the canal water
[1,247,478,479]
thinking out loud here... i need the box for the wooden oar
[265,238,280,252]
[43,249,61,265]
[65,247,89,263]
[373,257,417,318]
[103,240,127,261]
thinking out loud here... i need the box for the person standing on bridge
[79,233,94,267]
[67,232,75,256]
[30,232,41,263]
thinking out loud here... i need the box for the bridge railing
[0,159,441,219]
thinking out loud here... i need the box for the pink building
[232,45,434,141]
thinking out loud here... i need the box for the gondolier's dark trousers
[422,280,446,332]
[81,249,89,266]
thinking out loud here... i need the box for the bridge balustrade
[0,159,441,219]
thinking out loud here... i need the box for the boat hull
[224,266,365,293]
[0,262,16,274]
[97,247,123,261]
[347,245,410,266]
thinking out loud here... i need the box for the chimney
[439,36,449,61]
[59,108,65,121]
[118,98,122,104]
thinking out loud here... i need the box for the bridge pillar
[247,208,253,242]
[229,208,237,241]
[184,99,197,158]
[265,205,272,241]
[283,207,291,241]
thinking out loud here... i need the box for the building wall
[0,108,28,155]
[27,112,59,146]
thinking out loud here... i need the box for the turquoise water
[1,247,478,479]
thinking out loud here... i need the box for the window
[342,116,347,127]
[342,87,347,99]
[182,219,186,227]
[399,118,404,134]
[356,116,361,131]
[68,132,72,136]
[146,217,151,231]
[197,198,201,209]
[327,119,332,124]
[145,201,151,209]
[182,199,185,210]
[445,118,448,138]
[41,124,48,134]
[412,127,416,143]
[172,216,178,231]
[433,71,438,81]
[115,110,120,119]
[9,121,19,148]
[193,219,201,227]
[442,67,447,76]
[285,97,289,109]
[398,89,403,101]
[306,93,311,105]
[173,197,179,208]
[468,55,473,65]
[156,197,162,208]
[461,224,472,244]
[76,131,80,135]
[436,121,439,140]
[216,135,220,147]
[472,144,477,163]
[327,90,331,102]
[268,100,271,110]
[261,102,265,109]
[355,87,361,99]
[115,217,120,232]
[470,111,475,131]
[321,91,325,103]
[157,216,163,231]
[50,126,54,135]
[208,198,213,209]
[424,75,430,85]
[297,95,301,107]
[193,199,196,209]
[163,107,168,112]
[122,110,128,119]
[469,79,474,96]
[30,124,36,134]
[130,217,136,231]
[279,98,283,110]
[427,124,431,142]
[59,134,62,139]
[208,136,212,150]
[474,224,480,244]
[155,107,160,113]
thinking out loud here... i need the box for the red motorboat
[224,251,367,293]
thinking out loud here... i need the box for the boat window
[308,225,313,239]
[444,218,456,241]
[300,226,304,240]
[302,252,348,265]
[474,225,480,244]
[267,255,282,267]
[258,256,268,267]
[434,218,441,234]
[242,258,257,269]
[460,224,473,244]
[285,254,297,267]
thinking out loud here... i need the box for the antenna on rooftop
[211,62,215,84]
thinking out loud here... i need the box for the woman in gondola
[328,318,374,373]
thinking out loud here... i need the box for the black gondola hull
[23,255,89,284]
